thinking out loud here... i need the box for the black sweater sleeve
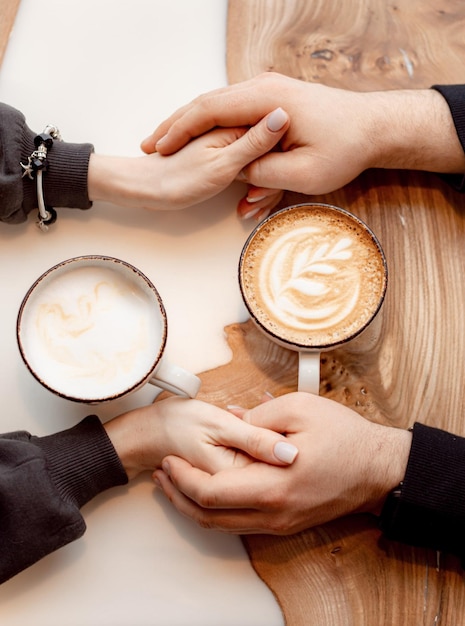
[379,422,465,561]
[0,415,128,583]
[0,103,94,223]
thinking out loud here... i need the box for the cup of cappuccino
[17,255,201,403]
[239,203,388,394]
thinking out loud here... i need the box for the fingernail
[274,441,299,464]
[155,134,166,147]
[242,206,261,220]
[162,460,171,476]
[264,391,275,399]
[267,107,287,132]
[153,476,162,489]
[237,170,248,182]
[226,404,245,411]
[246,195,267,203]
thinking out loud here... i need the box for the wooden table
[0,0,20,67]
[221,1,465,624]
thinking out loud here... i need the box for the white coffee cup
[239,203,388,394]
[17,255,201,403]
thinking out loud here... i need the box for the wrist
[103,406,165,480]
[363,424,412,516]
[364,89,465,174]
[88,154,158,209]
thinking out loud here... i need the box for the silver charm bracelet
[20,124,62,231]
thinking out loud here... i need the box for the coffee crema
[18,261,164,400]
[239,205,387,348]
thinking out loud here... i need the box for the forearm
[87,153,159,209]
[103,405,166,480]
[364,88,465,175]
[361,423,412,516]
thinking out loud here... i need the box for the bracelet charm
[20,124,62,231]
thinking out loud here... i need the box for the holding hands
[141,72,465,219]
[88,107,289,212]
[104,396,299,481]
[153,393,412,535]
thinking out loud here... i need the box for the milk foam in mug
[17,256,201,403]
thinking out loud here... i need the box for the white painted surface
[0,2,284,624]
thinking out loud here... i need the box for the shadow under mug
[17,255,201,403]
[238,203,388,395]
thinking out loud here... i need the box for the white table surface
[0,1,284,624]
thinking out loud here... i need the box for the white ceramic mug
[239,203,388,394]
[17,255,201,403]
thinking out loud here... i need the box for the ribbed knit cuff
[432,85,465,154]
[432,85,465,191]
[379,422,465,559]
[45,140,94,210]
[21,129,94,214]
[33,415,128,509]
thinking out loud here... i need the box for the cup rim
[16,254,168,403]
[238,202,388,351]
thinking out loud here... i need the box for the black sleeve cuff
[33,415,128,509]
[432,84,465,191]
[379,422,465,559]
[21,135,94,214]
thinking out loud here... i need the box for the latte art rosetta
[240,205,387,348]
[261,227,358,331]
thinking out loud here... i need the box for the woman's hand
[104,396,298,480]
[88,107,289,212]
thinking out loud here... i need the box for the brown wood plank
[0,0,20,68]
[224,1,465,624]
[227,0,465,90]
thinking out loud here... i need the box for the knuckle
[269,514,296,535]
[196,515,219,531]
[195,488,219,510]
[244,128,271,154]
[258,71,275,82]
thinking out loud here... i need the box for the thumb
[223,107,289,171]
[222,418,299,466]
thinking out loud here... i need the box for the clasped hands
[107,393,411,536]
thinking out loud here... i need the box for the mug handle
[298,352,320,395]
[148,358,201,398]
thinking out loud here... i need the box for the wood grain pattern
[225,1,465,624]
[0,0,20,68]
[227,0,465,89]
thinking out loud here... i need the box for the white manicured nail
[246,195,267,203]
[242,206,261,220]
[267,107,287,132]
[274,441,299,464]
